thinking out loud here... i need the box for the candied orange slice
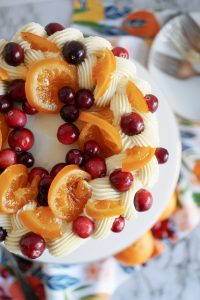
[92,107,114,124]
[85,200,124,219]
[0,164,29,213]
[21,32,60,53]
[20,207,62,240]
[0,67,8,80]
[48,165,92,221]
[78,112,122,157]
[122,146,156,172]
[25,58,78,113]
[0,113,9,145]
[126,80,148,113]
[93,49,116,99]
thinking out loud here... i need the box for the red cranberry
[145,94,159,113]
[8,128,34,151]
[17,151,34,168]
[58,86,75,105]
[0,227,7,241]
[111,216,125,233]
[0,148,17,169]
[84,140,101,157]
[112,47,129,59]
[120,112,144,136]
[134,189,153,212]
[155,147,169,164]
[0,95,13,113]
[1,268,10,279]
[72,216,94,238]
[28,167,49,183]
[75,89,94,109]
[3,42,24,66]
[39,175,52,195]
[8,79,26,103]
[66,149,85,166]
[60,104,79,122]
[22,101,38,115]
[50,163,66,178]
[152,219,175,240]
[109,169,133,192]
[57,123,79,145]
[45,22,64,36]
[37,192,48,207]
[19,232,46,259]
[6,108,27,128]
[84,156,106,179]
[62,41,86,65]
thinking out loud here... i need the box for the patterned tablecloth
[0,1,200,299]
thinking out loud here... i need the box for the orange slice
[25,58,78,113]
[122,146,156,172]
[85,200,124,219]
[0,113,9,145]
[0,67,8,80]
[19,207,62,240]
[48,165,92,221]
[126,80,148,113]
[93,49,116,99]
[21,32,60,53]
[0,164,29,213]
[78,112,122,157]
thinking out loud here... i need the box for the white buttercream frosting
[93,217,115,239]
[4,228,28,254]
[106,153,126,175]
[0,214,12,232]
[0,80,8,95]
[24,49,45,68]
[78,55,97,89]
[89,177,120,200]
[48,28,84,49]
[137,156,159,188]
[0,39,6,54]
[0,58,27,80]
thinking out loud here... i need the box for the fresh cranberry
[109,169,133,192]
[8,128,34,151]
[22,101,38,115]
[75,89,94,109]
[134,189,153,212]
[45,22,64,36]
[37,192,48,207]
[6,108,27,128]
[50,163,66,178]
[60,105,79,122]
[0,227,7,241]
[58,86,75,105]
[1,268,11,279]
[3,42,24,66]
[17,151,34,168]
[72,216,94,238]
[28,167,49,183]
[155,147,169,164]
[145,94,159,113]
[57,123,79,145]
[112,47,129,59]
[84,140,101,157]
[19,232,46,259]
[39,175,52,195]
[84,156,106,179]
[152,219,175,240]
[63,41,86,65]
[0,95,13,113]
[120,112,144,136]
[0,148,17,169]
[8,79,26,103]
[66,149,85,166]
[111,216,125,233]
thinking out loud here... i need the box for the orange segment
[25,58,78,113]
[93,49,116,99]
[126,80,148,113]
[0,113,10,145]
[85,200,124,219]
[19,207,62,240]
[0,67,8,80]
[0,164,29,213]
[21,32,60,53]
[78,112,122,157]
[122,146,156,172]
[48,165,92,221]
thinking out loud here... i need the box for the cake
[0,22,169,259]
